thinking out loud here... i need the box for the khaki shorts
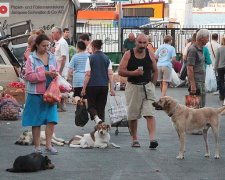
[158,66,172,82]
[125,82,156,120]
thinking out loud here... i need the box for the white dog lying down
[15,130,68,146]
[69,123,120,149]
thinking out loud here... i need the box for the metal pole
[118,2,123,52]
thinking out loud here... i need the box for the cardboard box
[4,87,25,104]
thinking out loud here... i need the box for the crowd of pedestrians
[20,26,225,155]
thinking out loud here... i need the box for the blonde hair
[164,35,172,43]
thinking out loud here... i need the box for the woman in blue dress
[23,34,58,154]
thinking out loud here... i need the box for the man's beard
[137,47,145,53]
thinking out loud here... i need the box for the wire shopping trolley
[108,95,130,136]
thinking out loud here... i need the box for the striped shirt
[69,52,90,87]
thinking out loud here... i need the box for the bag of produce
[43,77,61,104]
[0,96,20,121]
[57,74,72,93]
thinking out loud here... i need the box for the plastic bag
[108,96,127,125]
[0,97,20,121]
[185,95,201,109]
[75,99,89,127]
[171,68,181,87]
[205,65,217,92]
[43,77,61,104]
[57,74,72,93]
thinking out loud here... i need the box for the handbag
[75,98,89,127]
[108,95,127,125]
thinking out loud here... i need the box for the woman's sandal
[131,141,141,148]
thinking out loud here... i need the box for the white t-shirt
[54,37,69,77]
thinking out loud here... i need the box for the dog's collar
[168,103,179,117]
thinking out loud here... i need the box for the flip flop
[131,141,141,148]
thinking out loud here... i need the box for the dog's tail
[68,135,82,146]
[217,106,225,115]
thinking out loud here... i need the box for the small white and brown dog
[15,130,68,146]
[69,123,120,149]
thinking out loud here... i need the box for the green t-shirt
[69,45,76,61]
[123,38,135,51]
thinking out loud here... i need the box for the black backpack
[75,99,89,127]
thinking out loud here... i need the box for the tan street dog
[15,130,68,146]
[152,96,225,159]
[69,123,120,149]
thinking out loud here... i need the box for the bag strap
[210,42,216,59]
[109,95,123,107]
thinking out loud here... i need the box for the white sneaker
[223,99,225,106]
[213,91,219,95]
[94,116,102,124]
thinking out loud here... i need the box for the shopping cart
[108,95,130,136]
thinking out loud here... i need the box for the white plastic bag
[57,74,72,93]
[205,65,217,92]
[108,96,127,125]
[171,68,181,87]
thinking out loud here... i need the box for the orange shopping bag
[185,95,201,109]
[43,77,61,104]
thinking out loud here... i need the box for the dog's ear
[94,125,98,131]
[164,100,171,109]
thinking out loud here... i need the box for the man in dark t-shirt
[63,28,71,45]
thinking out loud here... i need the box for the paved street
[1,87,225,180]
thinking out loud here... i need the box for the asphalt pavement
[1,87,225,180]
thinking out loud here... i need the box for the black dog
[6,153,55,172]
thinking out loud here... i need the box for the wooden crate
[4,87,25,104]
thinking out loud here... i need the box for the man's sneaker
[45,147,58,155]
[33,147,42,154]
[149,140,158,149]
[94,116,102,124]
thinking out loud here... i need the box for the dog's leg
[52,135,67,145]
[108,142,120,148]
[203,126,210,157]
[211,122,220,159]
[51,138,64,146]
[176,131,185,159]
[176,128,186,152]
